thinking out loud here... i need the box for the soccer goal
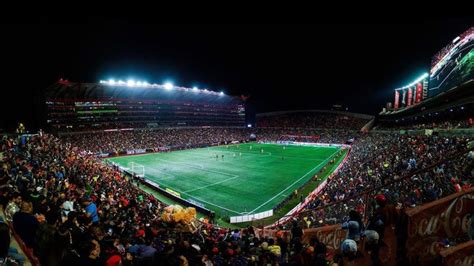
[128,162,145,177]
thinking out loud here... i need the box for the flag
[407,88,413,106]
[394,90,400,109]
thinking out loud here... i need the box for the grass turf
[106,143,341,218]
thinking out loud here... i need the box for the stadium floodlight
[220,91,225,96]
[109,79,116,85]
[118,80,125,85]
[127,80,136,86]
[136,81,142,86]
[193,87,199,92]
[99,80,106,84]
[164,82,173,90]
[143,82,149,86]
[395,72,429,91]
[247,124,252,128]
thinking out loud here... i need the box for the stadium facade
[378,27,474,128]
[45,80,246,132]
[385,27,473,113]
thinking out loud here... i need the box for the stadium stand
[256,110,373,130]
[1,27,472,266]
[2,118,473,265]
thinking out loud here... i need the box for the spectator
[82,198,99,225]
[341,210,363,242]
[5,192,22,223]
[12,201,39,248]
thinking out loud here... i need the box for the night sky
[1,20,473,131]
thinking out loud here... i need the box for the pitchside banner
[394,90,400,109]
[405,188,474,265]
[440,240,474,266]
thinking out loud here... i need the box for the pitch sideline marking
[248,148,341,214]
[124,163,244,215]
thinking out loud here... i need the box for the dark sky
[1,20,473,131]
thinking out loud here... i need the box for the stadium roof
[45,80,242,104]
[379,79,474,120]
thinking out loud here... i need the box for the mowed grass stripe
[107,143,340,215]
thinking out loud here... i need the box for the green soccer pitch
[106,143,344,218]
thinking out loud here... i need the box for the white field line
[180,192,243,215]
[130,163,243,215]
[152,158,204,169]
[210,147,332,161]
[183,175,240,193]
[248,148,341,214]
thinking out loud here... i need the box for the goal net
[128,162,145,177]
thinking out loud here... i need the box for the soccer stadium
[0,23,473,265]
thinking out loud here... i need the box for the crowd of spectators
[60,128,359,155]
[257,112,370,130]
[1,115,473,265]
[61,128,250,154]
[1,134,349,265]
[295,133,472,228]
[376,117,474,130]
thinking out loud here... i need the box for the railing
[1,209,41,266]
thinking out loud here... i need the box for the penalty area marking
[183,174,240,193]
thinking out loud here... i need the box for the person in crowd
[5,192,22,223]
[12,201,39,248]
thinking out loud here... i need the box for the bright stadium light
[109,79,116,85]
[193,87,198,92]
[396,72,429,90]
[136,81,142,86]
[164,82,173,90]
[247,124,252,128]
[127,80,136,86]
[118,80,125,85]
[220,91,224,96]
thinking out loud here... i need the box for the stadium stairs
[360,118,375,132]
